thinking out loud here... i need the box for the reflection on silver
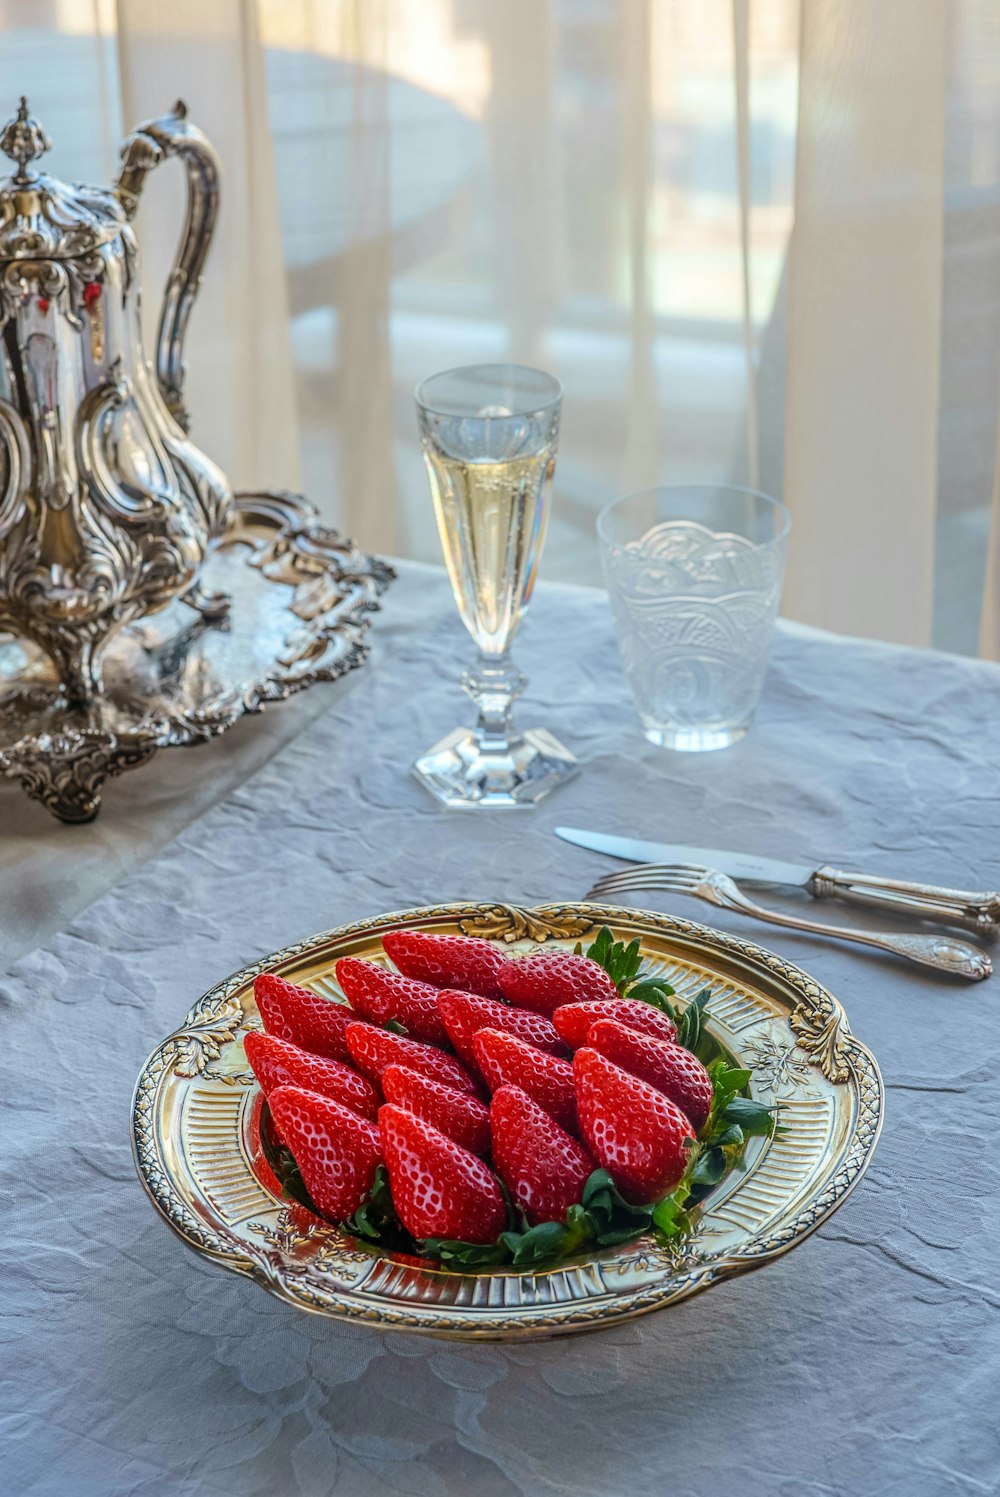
[586,863,993,980]
[0,491,393,821]
[0,96,232,704]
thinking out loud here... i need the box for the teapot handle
[114,100,220,433]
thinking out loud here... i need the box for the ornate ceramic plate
[131,903,883,1340]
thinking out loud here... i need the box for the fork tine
[590,871,696,889]
[588,876,700,898]
[587,885,692,904]
[590,866,703,890]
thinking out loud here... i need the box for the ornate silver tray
[0,491,392,821]
[131,902,883,1340]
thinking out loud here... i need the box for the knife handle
[813,866,1000,935]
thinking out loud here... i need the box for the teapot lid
[0,97,125,262]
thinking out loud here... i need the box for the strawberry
[254,971,358,1063]
[379,1104,507,1244]
[335,958,449,1046]
[244,1031,380,1122]
[345,1020,479,1096]
[268,1085,381,1221]
[437,990,565,1067]
[472,1028,577,1132]
[574,1048,693,1203]
[498,950,618,1016]
[382,929,506,1000]
[587,1019,713,1133]
[490,1086,594,1226]
[381,1064,491,1156]
[553,999,678,1050]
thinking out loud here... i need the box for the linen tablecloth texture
[3,562,999,1497]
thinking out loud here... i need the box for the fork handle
[719,880,992,980]
[814,866,1000,935]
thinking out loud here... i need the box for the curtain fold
[621,0,659,493]
[979,394,1000,656]
[115,0,300,494]
[781,0,946,646]
[330,0,397,551]
[732,0,760,493]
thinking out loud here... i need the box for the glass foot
[643,723,748,752]
[413,726,578,809]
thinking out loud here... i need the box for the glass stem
[462,651,527,749]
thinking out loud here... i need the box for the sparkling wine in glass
[413,363,577,808]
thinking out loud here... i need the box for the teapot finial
[1,96,52,182]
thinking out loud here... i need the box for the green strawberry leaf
[585,927,642,992]
[594,1223,653,1247]
[383,1018,407,1036]
[562,1203,598,1251]
[581,1169,653,1233]
[624,979,677,1016]
[721,1096,779,1137]
[676,988,712,1052]
[583,926,677,1014]
[505,1221,573,1266]
[418,1237,512,1266]
[701,1064,754,1136]
[690,1145,728,1187]
[651,1188,693,1239]
[343,1164,404,1243]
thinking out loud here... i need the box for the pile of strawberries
[246,929,719,1255]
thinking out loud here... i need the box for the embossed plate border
[131,903,883,1340]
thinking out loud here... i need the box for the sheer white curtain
[781,0,946,646]
[116,0,299,493]
[3,0,1000,657]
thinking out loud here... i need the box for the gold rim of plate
[130,902,884,1340]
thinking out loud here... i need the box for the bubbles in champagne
[423,443,555,654]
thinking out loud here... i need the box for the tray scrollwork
[0,490,393,821]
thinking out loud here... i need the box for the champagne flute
[413,363,578,808]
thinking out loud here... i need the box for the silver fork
[586,863,992,980]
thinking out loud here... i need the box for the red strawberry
[498,950,619,1016]
[345,1021,478,1096]
[379,1104,507,1244]
[268,1085,381,1221]
[383,929,506,1000]
[490,1086,594,1226]
[437,990,565,1068]
[472,1029,576,1132]
[574,1048,693,1203]
[254,972,359,1062]
[381,1064,491,1156]
[587,1019,713,1132]
[335,958,449,1045]
[554,999,678,1050]
[244,1031,380,1122]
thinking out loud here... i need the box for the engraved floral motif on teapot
[0,97,233,702]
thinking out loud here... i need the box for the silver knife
[554,826,1000,935]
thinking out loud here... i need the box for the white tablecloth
[3,562,1000,1497]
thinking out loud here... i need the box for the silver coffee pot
[0,97,233,703]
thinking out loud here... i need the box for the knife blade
[553,826,820,891]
